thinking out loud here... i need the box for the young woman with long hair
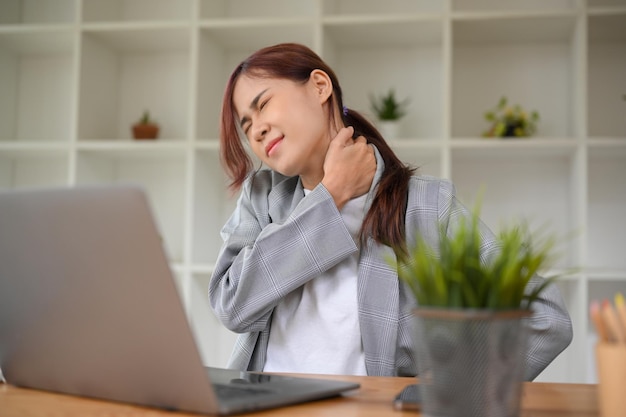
[209,43,572,379]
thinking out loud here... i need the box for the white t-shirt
[263,191,368,375]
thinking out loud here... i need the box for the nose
[250,117,269,142]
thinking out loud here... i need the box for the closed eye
[243,100,269,135]
[239,88,269,136]
[240,118,251,136]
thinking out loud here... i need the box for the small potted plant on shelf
[483,96,539,138]
[391,199,565,417]
[132,110,159,140]
[369,88,410,139]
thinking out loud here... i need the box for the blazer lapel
[267,176,304,224]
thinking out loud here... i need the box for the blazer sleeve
[406,177,573,380]
[209,172,359,334]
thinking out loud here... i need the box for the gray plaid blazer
[209,148,572,380]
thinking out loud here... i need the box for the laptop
[0,185,359,415]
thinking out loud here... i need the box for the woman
[209,43,572,379]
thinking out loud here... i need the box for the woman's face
[232,71,336,187]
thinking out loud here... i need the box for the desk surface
[0,375,599,417]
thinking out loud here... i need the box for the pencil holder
[595,343,626,417]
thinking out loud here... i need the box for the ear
[309,69,333,104]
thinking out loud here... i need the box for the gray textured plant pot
[414,308,531,417]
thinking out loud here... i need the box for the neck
[301,173,323,190]
[300,155,326,190]
[301,106,345,190]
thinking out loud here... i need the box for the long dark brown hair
[220,43,415,253]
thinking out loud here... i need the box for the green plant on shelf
[132,110,160,140]
[137,110,156,126]
[369,89,410,121]
[483,96,539,138]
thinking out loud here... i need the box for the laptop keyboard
[214,384,274,399]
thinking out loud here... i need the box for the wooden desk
[0,376,598,417]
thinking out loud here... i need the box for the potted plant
[132,110,159,140]
[369,89,409,139]
[483,96,539,138]
[391,201,562,417]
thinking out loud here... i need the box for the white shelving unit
[1,0,624,383]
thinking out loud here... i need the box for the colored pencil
[614,292,626,338]
[590,300,609,343]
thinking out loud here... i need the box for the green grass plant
[393,202,562,310]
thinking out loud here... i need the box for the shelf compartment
[452,0,579,14]
[587,279,626,312]
[78,27,191,141]
[191,149,237,264]
[389,143,442,178]
[75,149,188,262]
[588,0,626,12]
[452,15,581,139]
[452,14,579,44]
[76,140,189,155]
[321,0,443,16]
[82,0,192,23]
[587,12,626,138]
[0,0,76,25]
[322,19,444,139]
[450,147,580,269]
[451,138,579,154]
[201,0,316,20]
[187,272,238,367]
[198,21,315,51]
[587,270,626,281]
[195,23,315,139]
[586,145,626,270]
[0,148,69,189]
[0,28,75,142]
[323,17,443,46]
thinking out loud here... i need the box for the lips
[265,136,283,157]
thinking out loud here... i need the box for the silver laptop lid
[0,185,218,413]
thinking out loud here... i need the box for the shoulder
[407,175,456,207]
[403,175,463,237]
[403,175,460,248]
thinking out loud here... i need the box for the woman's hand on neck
[320,126,376,210]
